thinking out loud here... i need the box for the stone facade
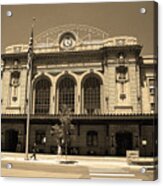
[1,25,157,156]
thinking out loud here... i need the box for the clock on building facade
[59,32,76,50]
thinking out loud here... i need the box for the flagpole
[25,18,36,160]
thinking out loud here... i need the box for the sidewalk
[1,152,156,170]
[1,152,155,162]
[1,153,129,169]
[1,152,157,180]
[1,153,90,178]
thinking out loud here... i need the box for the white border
[0,0,157,5]
[0,0,162,186]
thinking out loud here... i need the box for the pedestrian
[30,142,38,160]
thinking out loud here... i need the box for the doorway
[116,131,133,156]
[5,129,18,152]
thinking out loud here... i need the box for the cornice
[1,45,143,61]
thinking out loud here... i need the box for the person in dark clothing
[30,142,38,160]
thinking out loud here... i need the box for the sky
[1,1,157,55]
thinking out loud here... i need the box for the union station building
[1,24,158,156]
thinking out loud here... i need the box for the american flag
[27,21,35,71]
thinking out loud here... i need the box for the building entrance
[116,131,133,156]
[5,129,18,152]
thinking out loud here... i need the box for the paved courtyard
[1,153,157,181]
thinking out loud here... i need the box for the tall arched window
[58,77,75,113]
[35,78,51,114]
[83,76,101,114]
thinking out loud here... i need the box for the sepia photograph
[1,1,158,181]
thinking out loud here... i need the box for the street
[1,153,157,180]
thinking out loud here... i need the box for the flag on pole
[25,18,36,160]
[27,24,34,71]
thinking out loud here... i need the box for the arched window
[87,131,98,147]
[58,77,75,113]
[35,78,51,114]
[83,76,101,114]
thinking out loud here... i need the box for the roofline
[1,45,142,60]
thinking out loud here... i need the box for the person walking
[30,142,38,160]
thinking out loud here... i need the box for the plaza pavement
[1,153,157,181]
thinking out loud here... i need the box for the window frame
[34,78,51,114]
[82,76,101,115]
[57,76,76,113]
